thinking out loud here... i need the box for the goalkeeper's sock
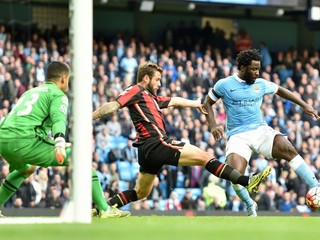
[0,170,27,207]
[289,155,319,188]
[205,159,249,186]
[91,168,108,212]
[232,184,254,207]
[107,190,138,208]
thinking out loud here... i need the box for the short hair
[136,61,163,83]
[46,61,70,82]
[236,49,262,70]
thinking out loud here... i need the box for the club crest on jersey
[253,85,260,92]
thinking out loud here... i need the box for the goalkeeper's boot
[247,201,258,217]
[247,166,271,194]
[92,207,120,218]
[99,205,131,218]
[91,208,99,217]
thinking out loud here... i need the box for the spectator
[147,176,163,202]
[165,191,182,211]
[95,125,110,151]
[119,47,138,81]
[60,187,71,206]
[119,108,133,138]
[279,191,295,212]
[202,175,227,210]
[2,72,15,103]
[295,196,311,213]
[181,189,197,210]
[15,177,37,208]
[96,162,111,191]
[253,183,271,211]
[106,113,122,137]
[0,25,7,42]
[107,147,123,163]
[122,138,138,162]
[234,27,253,53]
[46,186,62,209]
[13,78,26,98]
[259,41,272,69]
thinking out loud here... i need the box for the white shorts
[226,125,282,162]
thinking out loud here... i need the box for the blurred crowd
[0,20,319,214]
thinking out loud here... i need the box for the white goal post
[0,0,93,225]
[60,0,93,223]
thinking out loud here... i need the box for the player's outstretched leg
[246,166,271,194]
[246,201,258,217]
[233,184,257,217]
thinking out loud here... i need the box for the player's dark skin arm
[276,86,319,120]
[92,101,121,120]
[203,95,223,140]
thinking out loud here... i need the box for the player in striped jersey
[92,61,271,214]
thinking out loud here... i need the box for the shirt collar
[234,73,246,83]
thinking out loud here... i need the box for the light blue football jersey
[208,74,278,139]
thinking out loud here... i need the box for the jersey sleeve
[116,85,140,107]
[208,80,223,102]
[156,96,171,109]
[51,94,68,137]
[262,79,278,95]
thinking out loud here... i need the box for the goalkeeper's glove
[54,137,66,164]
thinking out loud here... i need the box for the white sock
[289,155,318,188]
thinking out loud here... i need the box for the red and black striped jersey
[116,85,171,144]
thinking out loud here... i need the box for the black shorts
[137,137,185,175]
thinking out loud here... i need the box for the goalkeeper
[0,61,129,218]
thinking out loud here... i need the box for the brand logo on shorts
[171,140,182,145]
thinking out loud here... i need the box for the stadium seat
[116,161,132,181]
[158,200,167,211]
[118,180,129,192]
[114,136,129,149]
[176,171,185,188]
[173,188,202,201]
[95,147,109,162]
[173,188,186,201]
[189,188,202,200]
[131,162,140,177]
[106,135,117,149]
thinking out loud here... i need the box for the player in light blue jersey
[203,49,319,216]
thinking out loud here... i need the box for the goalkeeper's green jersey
[0,82,68,141]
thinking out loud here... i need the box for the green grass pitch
[1,216,319,240]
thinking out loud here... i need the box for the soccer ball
[306,187,320,211]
